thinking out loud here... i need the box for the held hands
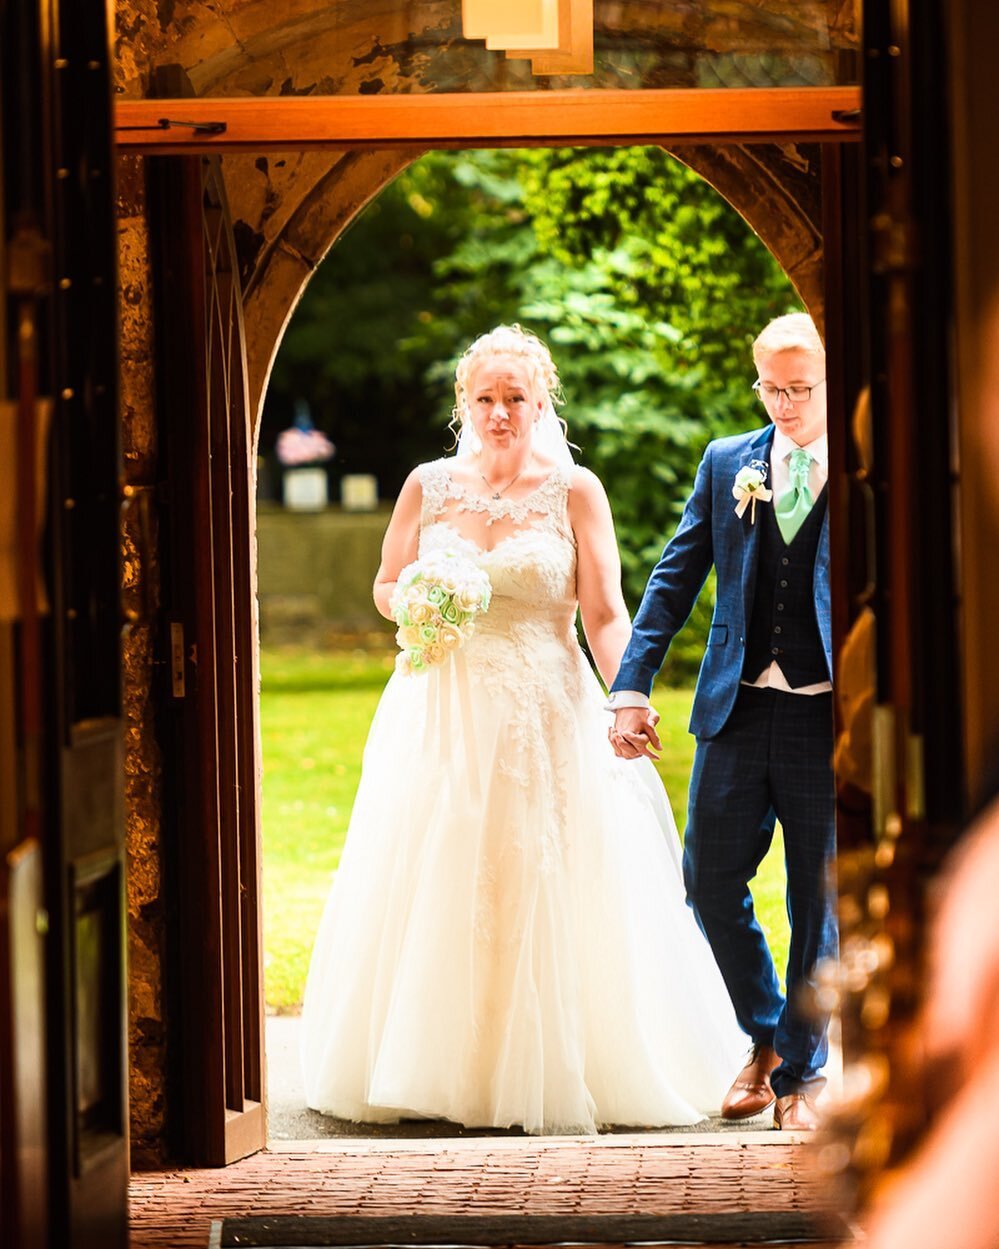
[609,706,662,761]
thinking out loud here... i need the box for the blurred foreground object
[857,795,999,1249]
[341,474,379,512]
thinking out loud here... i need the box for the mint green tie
[775,447,814,544]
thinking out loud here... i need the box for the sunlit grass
[260,648,396,1013]
[260,647,790,1012]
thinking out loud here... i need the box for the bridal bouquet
[390,551,491,676]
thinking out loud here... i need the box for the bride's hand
[609,706,662,761]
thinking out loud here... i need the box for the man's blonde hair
[752,312,824,365]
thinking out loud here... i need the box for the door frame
[133,87,870,1169]
[115,86,861,153]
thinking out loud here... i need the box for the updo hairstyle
[452,324,562,429]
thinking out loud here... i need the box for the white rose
[438,623,463,650]
[733,465,765,495]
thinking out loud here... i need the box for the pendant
[491,492,501,500]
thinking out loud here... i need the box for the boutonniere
[732,461,772,524]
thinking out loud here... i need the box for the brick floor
[129,1134,845,1248]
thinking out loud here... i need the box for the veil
[455,400,576,472]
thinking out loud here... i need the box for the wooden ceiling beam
[115,86,861,153]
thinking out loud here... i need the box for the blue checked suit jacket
[610,424,832,740]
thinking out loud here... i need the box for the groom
[609,313,837,1131]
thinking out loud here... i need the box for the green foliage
[519,146,791,386]
[511,147,793,612]
[260,648,396,1012]
[264,146,800,679]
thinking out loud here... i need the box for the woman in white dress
[300,325,746,1134]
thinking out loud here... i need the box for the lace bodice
[417,458,578,634]
[416,457,585,816]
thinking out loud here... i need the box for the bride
[300,325,747,1134]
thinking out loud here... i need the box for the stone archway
[229,150,421,430]
[122,141,826,1160]
[115,0,854,1164]
[115,0,846,434]
[229,141,824,438]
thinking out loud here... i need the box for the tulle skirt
[300,633,746,1134]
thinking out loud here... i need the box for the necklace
[479,469,525,500]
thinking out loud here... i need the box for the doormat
[209,1210,847,1247]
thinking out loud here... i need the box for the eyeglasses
[752,379,826,404]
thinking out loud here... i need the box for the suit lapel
[815,501,830,585]
[738,424,776,622]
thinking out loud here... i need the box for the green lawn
[260,647,790,1012]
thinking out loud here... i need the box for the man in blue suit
[609,313,836,1131]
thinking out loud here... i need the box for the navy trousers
[683,685,837,1098]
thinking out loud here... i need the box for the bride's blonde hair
[451,325,563,436]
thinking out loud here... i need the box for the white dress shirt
[610,427,831,710]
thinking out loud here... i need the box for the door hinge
[906,732,925,821]
[872,703,897,840]
[170,622,186,698]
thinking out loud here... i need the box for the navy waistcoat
[743,486,829,688]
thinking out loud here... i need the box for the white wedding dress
[300,459,746,1134]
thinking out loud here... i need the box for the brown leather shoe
[773,1092,821,1131]
[721,1045,781,1120]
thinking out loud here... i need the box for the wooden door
[948,0,999,806]
[1,0,128,1243]
[151,155,266,1166]
[824,0,964,1203]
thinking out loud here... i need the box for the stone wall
[117,153,169,1167]
[257,504,394,644]
[114,1,857,101]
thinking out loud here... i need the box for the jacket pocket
[708,624,729,646]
